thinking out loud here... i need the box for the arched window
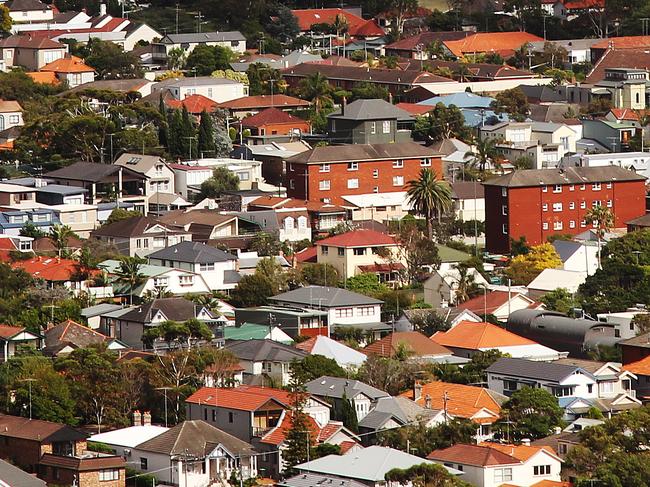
[284,217,294,230]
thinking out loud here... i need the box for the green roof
[438,245,472,263]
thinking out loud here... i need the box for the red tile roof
[0,35,64,49]
[364,331,450,358]
[295,246,317,263]
[395,102,434,115]
[432,321,536,350]
[622,355,650,376]
[586,49,650,84]
[241,107,309,128]
[185,385,297,411]
[564,0,604,9]
[427,444,520,467]
[351,19,384,37]
[11,256,85,282]
[454,290,533,316]
[260,411,320,445]
[478,442,558,462]
[608,108,644,121]
[592,35,650,50]
[291,8,378,37]
[41,55,94,73]
[0,324,26,339]
[166,94,218,114]
[26,71,60,85]
[315,229,395,247]
[216,94,310,110]
[444,32,544,58]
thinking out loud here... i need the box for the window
[44,50,62,64]
[502,205,508,216]
[288,163,294,172]
[581,220,587,227]
[319,180,331,191]
[393,159,404,168]
[335,308,354,318]
[560,136,570,150]
[601,381,614,393]
[592,182,601,191]
[569,220,576,229]
[569,184,575,191]
[337,248,345,256]
[558,443,568,455]
[569,202,575,210]
[373,169,379,178]
[321,246,328,255]
[543,222,549,230]
[179,275,194,286]
[298,216,308,229]
[503,380,518,391]
[421,158,431,166]
[534,465,551,476]
[587,384,593,393]
[229,412,234,423]
[553,221,563,230]
[553,202,563,212]
[554,386,574,397]
[606,182,613,189]
[502,223,508,234]
[494,468,513,482]
[153,237,165,248]
[373,187,379,193]
[140,458,148,470]
[320,164,330,172]
[357,306,374,316]
[347,178,359,189]
[153,277,168,287]
[8,115,19,125]
[580,201,586,209]
[607,200,613,208]
[212,410,217,422]
[581,184,586,190]
[542,203,548,212]
[200,263,215,272]
[208,88,213,97]
[284,217,295,230]
[348,162,358,171]
[502,187,507,197]
[553,185,562,193]
[393,176,404,186]
[289,179,295,189]
[236,171,250,181]
[99,469,120,482]
[382,120,391,133]
[370,122,376,134]
[592,200,601,208]
[542,185,548,193]
[353,248,365,256]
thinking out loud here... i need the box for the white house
[6,0,54,23]
[597,309,649,340]
[452,181,485,222]
[428,443,562,487]
[305,376,389,421]
[147,241,239,291]
[89,424,169,458]
[156,77,247,103]
[553,239,599,275]
[158,31,247,55]
[0,99,23,131]
[114,153,176,199]
[526,268,588,299]
[423,267,489,308]
[562,151,650,180]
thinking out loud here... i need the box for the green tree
[166,47,186,70]
[394,222,441,284]
[143,318,212,349]
[20,221,46,239]
[186,45,234,76]
[197,110,216,156]
[344,273,389,296]
[85,38,143,79]
[283,375,314,475]
[350,82,389,101]
[114,256,146,304]
[499,387,564,440]
[198,166,239,200]
[250,232,282,257]
[413,104,471,144]
[300,263,339,286]
[540,288,579,314]
[255,257,288,295]
[584,206,614,269]
[158,94,169,148]
[104,209,143,226]
[406,169,453,239]
[338,391,358,433]
[0,4,12,34]
[49,224,75,257]
[632,314,650,335]
[291,356,347,384]
[464,137,502,176]
[297,72,333,113]
[379,419,476,455]
[491,87,530,121]
[385,463,471,486]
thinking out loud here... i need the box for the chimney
[388,92,393,104]
[133,410,142,426]
[413,381,422,401]
[99,3,107,16]
[424,394,431,409]
[142,411,152,426]
[521,438,531,446]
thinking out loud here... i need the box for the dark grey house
[327,99,415,144]
[234,305,328,340]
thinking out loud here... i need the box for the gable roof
[0,35,62,49]
[92,216,183,238]
[5,0,51,11]
[260,411,321,446]
[486,357,590,382]
[0,100,23,113]
[305,376,389,401]
[147,241,236,263]
[432,321,537,350]
[117,297,211,324]
[295,335,367,367]
[241,107,307,128]
[290,8,366,34]
[622,355,650,376]
[386,31,471,51]
[0,324,29,340]
[363,331,451,358]
[286,141,440,164]
[44,319,107,353]
[161,31,245,44]
[270,286,383,307]
[328,99,413,122]
[444,32,544,57]
[316,229,395,247]
[0,414,86,443]
[0,457,47,487]
[454,290,534,315]
[216,94,310,110]
[479,442,560,462]
[113,153,166,175]
[166,94,218,114]
[41,55,94,73]
[11,256,85,282]
[224,339,307,362]
[45,161,146,183]
[185,385,292,411]
[427,443,521,466]
[135,420,254,457]
[586,48,650,84]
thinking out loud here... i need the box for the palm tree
[298,72,333,114]
[406,168,453,240]
[452,263,479,304]
[49,224,74,257]
[584,206,614,269]
[333,13,349,38]
[456,63,472,82]
[464,137,502,176]
[115,257,146,305]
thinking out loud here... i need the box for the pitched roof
[224,339,307,362]
[157,209,238,228]
[316,229,395,247]
[161,31,245,43]
[92,215,183,238]
[386,31,471,51]
[622,355,650,376]
[478,442,558,462]
[216,94,310,110]
[260,411,321,446]
[11,256,83,282]
[5,0,51,11]
[0,414,86,443]
[280,473,366,487]
[363,331,451,358]
[0,324,27,340]
[295,335,367,367]
[486,357,588,382]
[444,32,544,57]
[241,107,307,128]
[328,99,413,122]
[45,161,146,182]
[147,241,236,263]
[0,457,46,486]
[483,166,646,187]
[282,63,452,85]
[166,94,218,114]
[427,443,520,466]
[44,319,107,353]
[290,8,365,32]
[270,285,383,307]
[454,290,532,315]
[185,386,291,411]
[592,35,650,50]
[359,396,438,429]
[135,420,254,457]
[305,376,389,401]
[452,181,485,199]
[26,71,60,85]
[0,100,23,113]
[117,297,211,323]
[286,141,440,164]
[41,55,95,73]
[395,102,434,115]
[432,321,537,350]
[586,48,650,84]
[0,35,63,49]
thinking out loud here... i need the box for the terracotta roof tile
[316,229,395,247]
[291,8,367,34]
[395,102,434,115]
[622,355,650,375]
[295,246,317,263]
[241,107,308,128]
[0,324,25,339]
[432,321,536,350]
[0,100,23,112]
[166,94,218,114]
[454,291,531,315]
[217,94,310,110]
[592,35,650,50]
[564,0,604,7]
[585,49,650,84]
[444,32,543,58]
[478,442,558,462]
[185,385,296,411]
[26,71,60,85]
[41,55,94,73]
[11,256,85,282]
[364,331,451,358]
[427,443,520,467]
[260,411,320,445]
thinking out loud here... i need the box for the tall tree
[114,256,146,304]
[158,95,169,149]
[297,72,333,113]
[197,110,216,157]
[179,105,196,159]
[499,387,564,441]
[584,205,614,269]
[198,166,239,200]
[283,375,314,475]
[464,137,502,176]
[49,224,74,257]
[406,169,453,239]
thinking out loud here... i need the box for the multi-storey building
[484,166,646,253]
[283,142,442,205]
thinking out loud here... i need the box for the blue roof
[418,92,495,109]
[0,209,60,229]
[461,109,509,128]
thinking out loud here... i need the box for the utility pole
[195,11,203,33]
[175,3,180,34]
[156,387,172,427]
[21,378,36,420]
[184,136,196,160]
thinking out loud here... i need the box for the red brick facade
[285,156,443,204]
[485,176,647,253]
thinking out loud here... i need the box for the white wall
[326,304,382,327]
[169,82,247,103]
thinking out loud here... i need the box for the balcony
[252,426,273,437]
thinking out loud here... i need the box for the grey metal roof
[328,99,414,122]
[287,141,440,164]
[486,357,587,383]
[305,376,389,401]
[35,184,87,196]
[357,410,395,430]
[45,162,146,183]
[224,339,307,362]
[148,241,236,263]
[358,396,437,430]
[279,473,367,487]
[270,286,383,308]
[161,31,245,44]
[552,239,582,262]
[483,166,646,187]
[223,269,241,284]
[81,303,123,318]
[0,457,46,487]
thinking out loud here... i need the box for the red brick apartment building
[283,142,443,204]
[484,166,646,253]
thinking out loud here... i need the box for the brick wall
[0,437,42,472]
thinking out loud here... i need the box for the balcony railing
[252,426,273,437]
